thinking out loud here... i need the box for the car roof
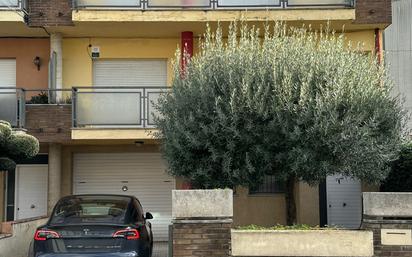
[58,194,135,202]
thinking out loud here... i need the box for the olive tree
[0,120,39,171]
[155,23,406,224]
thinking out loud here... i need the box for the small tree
[155,23,406,224]
[0,121,39,171]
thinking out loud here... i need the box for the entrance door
[14,165,48,220]
[73,153,175,241]
[326,175,362,229]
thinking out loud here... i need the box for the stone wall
[25,105,72,143]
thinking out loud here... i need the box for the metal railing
[0,0,26,10]
[0,88,73,128]
[72,0,354,9]
[72,86,169,128]
[1,86,168,129]
[0,88,25,128]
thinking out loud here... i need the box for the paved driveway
[153,242,168,257]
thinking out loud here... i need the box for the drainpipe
[181,31,194,75]
[50,33,63,102]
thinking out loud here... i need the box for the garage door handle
[30,204,36,209]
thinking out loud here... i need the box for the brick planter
[172,189,233,257]
[173,220,231,257]
[25,104,72,143]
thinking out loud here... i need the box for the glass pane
[0,0,19,7]
[76,91,142,127]
[217,0,280,7]
[75,0,140,7]
[287,0,351,6]
[147,91,163,126]
[0,89,17,126]
[148,0,210,7]
[50,196,129,225]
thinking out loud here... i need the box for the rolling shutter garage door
[73,153,175,241]
[93,59,167,87]
[0,59,17,125]
[0,59,16,86]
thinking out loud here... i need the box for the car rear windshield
[50,196,130,225]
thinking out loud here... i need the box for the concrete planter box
[172,189,233,219]
[231,229,374,257]
[363,192,412,217]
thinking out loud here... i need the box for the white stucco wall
[0,218,48,257]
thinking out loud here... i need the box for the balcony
[72,87,167,129]
[73,0,354,9]
[0,87,167,142]
[0,88,25,128]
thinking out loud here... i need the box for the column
[48,143,62,214]
[50,33,63,101]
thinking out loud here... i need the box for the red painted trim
[181,31,194,74]
[375,28,381,64]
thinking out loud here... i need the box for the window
[249,175,286,194]
[50,196,130,225]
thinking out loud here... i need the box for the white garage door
[73,153,174,241]
[326,175,362,229]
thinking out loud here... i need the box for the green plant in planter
[0,121,39,171]
[236,224,340,230]
[155,22,406,225]
[27,91,49,104]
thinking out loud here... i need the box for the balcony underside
[72,9,355,23]
[71,128,158,141]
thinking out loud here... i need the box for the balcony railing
[0,87,167,129]
[0,0,26,10]
[72,0,354,9]
[0,88,25,128]
[72,87,168,128]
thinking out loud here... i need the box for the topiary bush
[0,120,39,171]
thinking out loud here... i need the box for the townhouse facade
[0,0,391,241]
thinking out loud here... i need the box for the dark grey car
[29,195,154,257]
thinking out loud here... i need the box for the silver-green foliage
[155,23,406,189]
[0,120,39,171]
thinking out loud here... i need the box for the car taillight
[34,229,61,241]
[113,228,140,240]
